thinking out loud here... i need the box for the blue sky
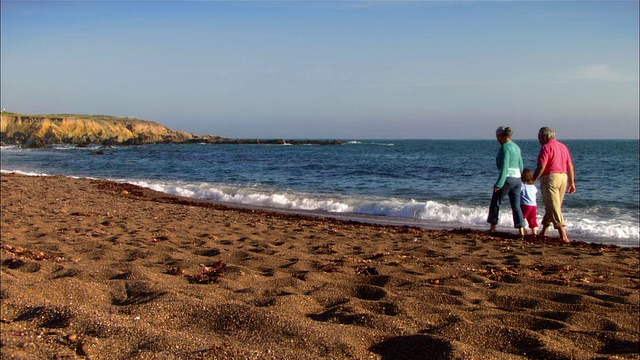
[1,1,638,139]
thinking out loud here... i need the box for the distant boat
[282,139,291,146]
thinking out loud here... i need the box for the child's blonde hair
[522,168,535,185]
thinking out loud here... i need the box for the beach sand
[1,173,638,359]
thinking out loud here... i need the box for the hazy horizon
[1,1,638,140]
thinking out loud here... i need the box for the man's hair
[538,127,556,140]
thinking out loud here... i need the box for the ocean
[1,139,638,247]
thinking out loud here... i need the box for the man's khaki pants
[540,173,567,229]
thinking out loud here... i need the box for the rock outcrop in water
[0,112,342,146]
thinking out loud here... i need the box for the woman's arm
[495,146,509,189]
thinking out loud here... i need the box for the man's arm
[567,162,576,194]
[532,163,545,183]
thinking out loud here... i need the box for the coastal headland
[1,173,638,359]
[0,112,342,147]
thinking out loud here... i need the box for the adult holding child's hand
[532,127,576,243]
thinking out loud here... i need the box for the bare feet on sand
[537,225,570,243]
[558,226,571,243]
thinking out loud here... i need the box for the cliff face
[0,113,222,146]
[0,112,343,147]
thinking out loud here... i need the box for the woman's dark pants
[488,177,525,228]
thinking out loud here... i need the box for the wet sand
[1,173,638,359]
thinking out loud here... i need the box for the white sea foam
[345,140,395,146]
[0,169,50,176]
[117,178,639,245]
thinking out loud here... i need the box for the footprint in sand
[369,334,453,360]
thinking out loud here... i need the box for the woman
[488,126,526,237]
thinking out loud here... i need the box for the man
[532,127,576,243]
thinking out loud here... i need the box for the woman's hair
[495,126,513,138]
[538,127,556,140]
[521,168,534,184]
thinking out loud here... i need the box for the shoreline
[1,173,639,358]
[204,201,634,248]
[1,169,636,248]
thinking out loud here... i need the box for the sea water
[1,139,638,247]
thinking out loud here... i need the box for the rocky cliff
[0,113,226,146]
[0,112,343,147]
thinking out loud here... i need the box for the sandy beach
[1,173,638,359]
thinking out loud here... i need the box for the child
[520,168,538,235]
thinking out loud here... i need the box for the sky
[1,1,638,140]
